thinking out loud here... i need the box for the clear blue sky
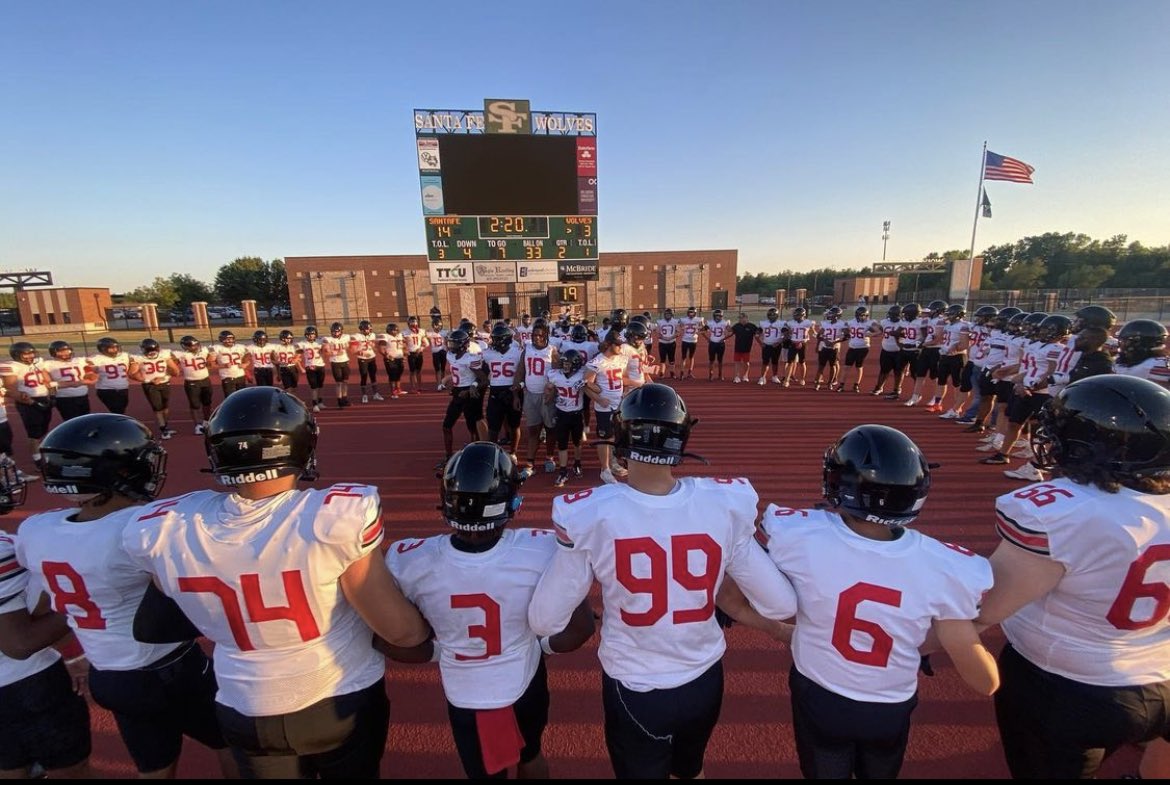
[2,0,1167,292]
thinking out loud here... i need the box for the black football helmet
[97,336,121,357]
[568,324,589,343]
[179,335,201,352]
[1038,314,1073,343]
[625,320,649,345]
[446,329,471,356]
[822,424,931,528]
[330,322,344,337]
[927,300,948,317]
[901,303,921,321]
[440,441,525,533]
[140,338,161,358]
[218,330,236,346]
[612,383,702,466]
[1073,305,1117,334]
[0,459,27,513]
[1023,312,1049,338]
[48,340,73,360]
[358,320,372,334]
[489,323,513,352]
[855,306,869,321]
[204,387,319,485]
[631,314,649,327]
[1117,319,1168,365]
[945,304,966,322]
[253,330,267,344]
[279,329,295,344]
[39,414,167,502]
[1032,375,1170,487]
[686,306,697,317]
[766,307,779,321]
[560,348,585,375]
[1007,312,1029,335]
[886,305,901,321]
[611,308,629,330]
[304,325,318,339]
[973,305,999,325]
[9,342,35,364]
[825,307,842,322]
[995,307,1023,329]
[792,307,806,321]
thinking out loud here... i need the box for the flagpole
[963,141,988,309]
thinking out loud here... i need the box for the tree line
[122,258,288,312]
[738,233,1170,295]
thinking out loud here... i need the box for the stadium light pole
[882,221,891,261]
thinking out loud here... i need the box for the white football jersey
[968,324,993,366]
[897,318,930,350]
[514,324,533,346]
[845,319,874,349]
[1020,341,1061,391]
[941,321,968,355]
[379,332,405,360]
[322,334,352,365]
[657,319,679,343]
[818,321,848,350]
[996,479,1170,686]
[982,329,1011,372]
[17,507,182,671]
[787,319,815,344]
[546,368,586,412]
[923,316,947,348]
[0,359,50,398]
[296,339,325,368]
[0,532,61,688]
[530,478,797,691]
[1115,356,1170,385]
[43,357,91,398]
[521,344,555,394]
[133,350,173,385]
[679,316,703,343]
[624,344,651,384]
[559,340,599,362]
[88,352,132,391]
[121,485,387,715]
[173,347,212,381]
[446,350,483,389]
[878,320,901,352]
[351,332,378,361]
[211,344,247,380]
[402,327,427,355]
[759,318,786,346]
[387,529,556,709]
[426,328,448,354]
[585,351,630,412]
[482,345,522,388]
[272,344,300,369]
[761,505,991,702]
[246,344,274,370]
[705,319,730,343]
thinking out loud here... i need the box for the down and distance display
[426,216,596,261]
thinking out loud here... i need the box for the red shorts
[733,351,752,363]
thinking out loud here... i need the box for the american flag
[984,151,1035,184]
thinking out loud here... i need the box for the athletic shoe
[758,377,767,386]
[361,394,369,404]
[573,461,582,478]
[1012,446,1035,460]
[871,389,884,396]
[312,403,321,412]
[610,461,629,478]
[15,469,39,483]
[783,380,791,388]
[434,457,450,471]
[955,417,976,425]
[883,393,901,401]
[1004,463,1046,481]
[980,453,1009,465]
[976,440,1005,452]
[600,468,618,485]
[771,376,782,384]
[160,428,176,440]
[978,433,1000,443]
[372,393,385,401]
[194,423,205,435]
[518,466,535,482]
[437,383,446,391]
[852,384,861,393]
[799,379,806,386]
[903,395,920,407]
[962,423,986,433]
[543,460,557,474]
[733,377,742,384]
[814,381,822,391]
[391,392,399,399]
[939,409,961,419]
[554,469,568,488]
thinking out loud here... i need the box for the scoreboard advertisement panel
[415,99,599,285]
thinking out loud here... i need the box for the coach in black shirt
[731,313,760,384]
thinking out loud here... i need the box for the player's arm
[933,617,1000,695]
[724,532,798,621]
[513,349,527,388]
[377,633,435,664]
[715,578,793,643]
[133,578,202,643]
[528,547,595,638]
[0,602,71,659]
[974,541,1065,632]
[340,550,430,648]
[543,377,556,405]
[546,597,596,653]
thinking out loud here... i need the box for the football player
[1,342,53,475]
[963,307,1021,433]
[273,329,303,395]
[678,306,703,380]
[583,330,632,484]
[352,320,383,403]
[528,384,798,780]
[747,424,997,779]
[402,315,428,394]
[130,338,179,440]
[935,304,971,417]
[953,305,1000,424]
[838,306,879,393]
[378,323,406,399]
[384,443,594,778]
[656,308,679,378]
[296,325,326,411]
[892,303,929,404]
[245,330,276,388]
[870,305,905,397]
[545,349,588,487]
[88,336,135,414]
[701,309,729,382]
[622,319,654,391]
[976,376,1170,779]
[173,335,214,434]
[784,306,816,387]
[812,307,847,391]
[514,313,534,347]
[0,465,91,779]
[121,387,429,778]
[1114,319,1170,385]
[322,322,353,407]
[758,306,788,385]
[919,300,950,411]
[439,329,490,468]
[211,330,249,399]
[513,321,559,475]
[43,340,95,421]
[482,323,524,459]
[17,415,234,778]
[426,316,449,388]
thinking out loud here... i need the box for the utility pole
[882,221,891,261]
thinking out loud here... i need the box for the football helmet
[686,307,697,317]
[179,335,201,352]
[611,308,630,330]
[139,338,161,358]
[973,305,999,325]
[1032,375,1170,487]
[218,330,236,346]
[1006,312,1029,335]
[1117,319,1168,365]
[489,323,513,352]
[458,319,475,334]
[358,320,372,334]
[569,324,589,343]
[0,459,27,513]
[886,305,901,321]
[927,300,948,317]
[39,414,167,502]
[901,303,921,321]
[446,329,471,356]
[304,325,318,339]
[664,308,674,319]
[330,322,344,337]
[792,307,805,321]
[1022,312,1049,337]
[995,307,1023,329]
[855,306,869,321]
[279,329,295,344]
[439,441,525,533]
[560,348,585,376]
[625,320,649,345]
[253,330,267,345]
[9,342,35,364]
[612,383,701,466]
[1072,304,1117,334]
[407,315,420,327]
[97,336,121,357]
[204,387,318,486]
[48,340,73,360]
[766,307,779,322]
[631,314,649,326]
[945,304,967,322]
[825,307,842,322]
[385,322,399,334]
[1038,314,1073,343]
[822,424,931,528]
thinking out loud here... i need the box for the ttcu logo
[436,266,468,280]
[486,101,528,134]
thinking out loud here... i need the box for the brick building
[284,250,737,326]
[15,287,112,334]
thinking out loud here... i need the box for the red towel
[475,706,524,775]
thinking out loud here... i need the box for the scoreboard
[415,99,599,284]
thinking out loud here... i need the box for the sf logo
[486,100,529,134]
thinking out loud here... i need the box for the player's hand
[65,655,90,697]
[919,654,935,677]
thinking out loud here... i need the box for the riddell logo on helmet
[865,513,906,526]
[45,484,79,494]
[218,468,280,485]
[628,450,679,465]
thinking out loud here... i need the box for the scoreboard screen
[415,100,599,283]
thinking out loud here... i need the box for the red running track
[1,355,1142,778]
